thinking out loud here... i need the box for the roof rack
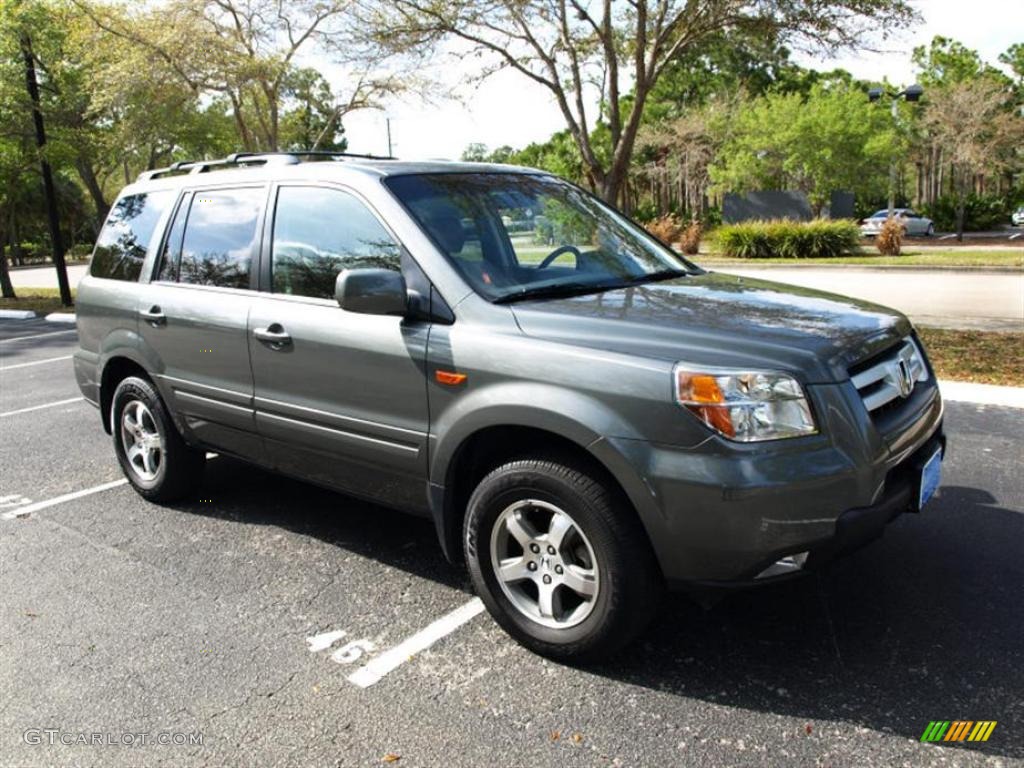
[136,150,396,182]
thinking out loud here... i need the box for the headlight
[673,365,817,442]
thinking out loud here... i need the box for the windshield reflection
[385,173,698,301]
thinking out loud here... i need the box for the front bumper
[600,377,944,587]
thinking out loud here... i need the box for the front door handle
[140,305,166,326]
[253,324,291,348]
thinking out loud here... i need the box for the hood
[510,271,911,383]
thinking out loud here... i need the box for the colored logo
[921,721,997,743]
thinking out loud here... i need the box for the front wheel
[112,376,205,502]
[464,456,662,662]
[926,223,935,237]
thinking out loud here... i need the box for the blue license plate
[918,448,942,510]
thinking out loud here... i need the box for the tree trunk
[0,234,15,299]
[955,173,966,243]
[22,33,72,307]
[76,159,110,232]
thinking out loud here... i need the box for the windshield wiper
[493,269,691,305]
[493,281,625,304]
[623,268,691,286]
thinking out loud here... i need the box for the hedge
[715,219,861,259]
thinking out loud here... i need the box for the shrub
[714,219,860,259]
[923,192,1015,232]
[876,216,903,255]
[645,214,683,246]
[680,219,702,255]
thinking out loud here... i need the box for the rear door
[248,183,431,511]
[137,184,267,460]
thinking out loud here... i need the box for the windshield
[385,173,698,302]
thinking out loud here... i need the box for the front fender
[428,381,673,571]
[428,381,646,486]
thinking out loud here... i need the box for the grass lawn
[917,328,1023,387]
[695,248,1023,268]
[0,288,75,315]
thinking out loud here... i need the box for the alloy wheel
[489,499,600,629]
[120,399,164,482]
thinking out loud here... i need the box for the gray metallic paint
[75,159,945,587]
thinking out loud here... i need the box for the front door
[248,184,430,511]
[138,185,267,461]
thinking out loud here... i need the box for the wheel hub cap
[489,499,600,629]
[120,399,163,482]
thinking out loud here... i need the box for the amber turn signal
[435,370,468,386]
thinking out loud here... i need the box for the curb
[939,380,1024,409]
[0,309,37,320]
[44,313,76,324]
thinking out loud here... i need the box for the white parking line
[0,329,76,343]
[0,397,84,417]
[347,598,486,688]
[2,479,128,520]
[0,355,73,371]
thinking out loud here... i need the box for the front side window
[271,186,401,299]
[385,173,696,303]
[90,191,174,281]
[178,187,264,289]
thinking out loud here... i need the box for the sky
[337,0,1019,161]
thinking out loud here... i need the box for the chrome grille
[851,338,928,412]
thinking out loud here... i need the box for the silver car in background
[860,208,935,237]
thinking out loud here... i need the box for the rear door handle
[140,305,166,326]
[253,324,291,348]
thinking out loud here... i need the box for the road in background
[1,322,1021,766]
[713,266,1023,331]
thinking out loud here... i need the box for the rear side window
[90,191,174,281]
[178,188,264,289]
[271,186,401,299]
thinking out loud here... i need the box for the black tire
[464,456,662,662]
[926,224,935,237]
[111,375,205,502]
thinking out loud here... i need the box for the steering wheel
[537,244,583,269]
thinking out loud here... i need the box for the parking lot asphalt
[1,322,1021,767]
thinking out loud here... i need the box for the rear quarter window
[90,191,174,281]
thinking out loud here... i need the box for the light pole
[868,84,924,218]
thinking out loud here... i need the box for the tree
[75,0,404,152]
[709,84,896,216]
[921,78,1023,240]
[461,142,489,162]
[912,36,1009,88]
[369,0,916,205]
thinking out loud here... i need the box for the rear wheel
[464,456,661,661]
[926,223,935,236]
[112,376,204,501]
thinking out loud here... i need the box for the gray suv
[75,152,945,660]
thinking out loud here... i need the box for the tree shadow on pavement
[591,484,1023,759]
[181,460,1023,759]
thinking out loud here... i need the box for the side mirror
[335,268,408,316]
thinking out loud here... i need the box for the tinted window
[178,188,264,289]
[155,192,191,282]
[271,187,401,299]
[90,191,174,281]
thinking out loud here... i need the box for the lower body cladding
[597,379,944,588]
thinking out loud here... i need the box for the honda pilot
[75,152,945,660]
